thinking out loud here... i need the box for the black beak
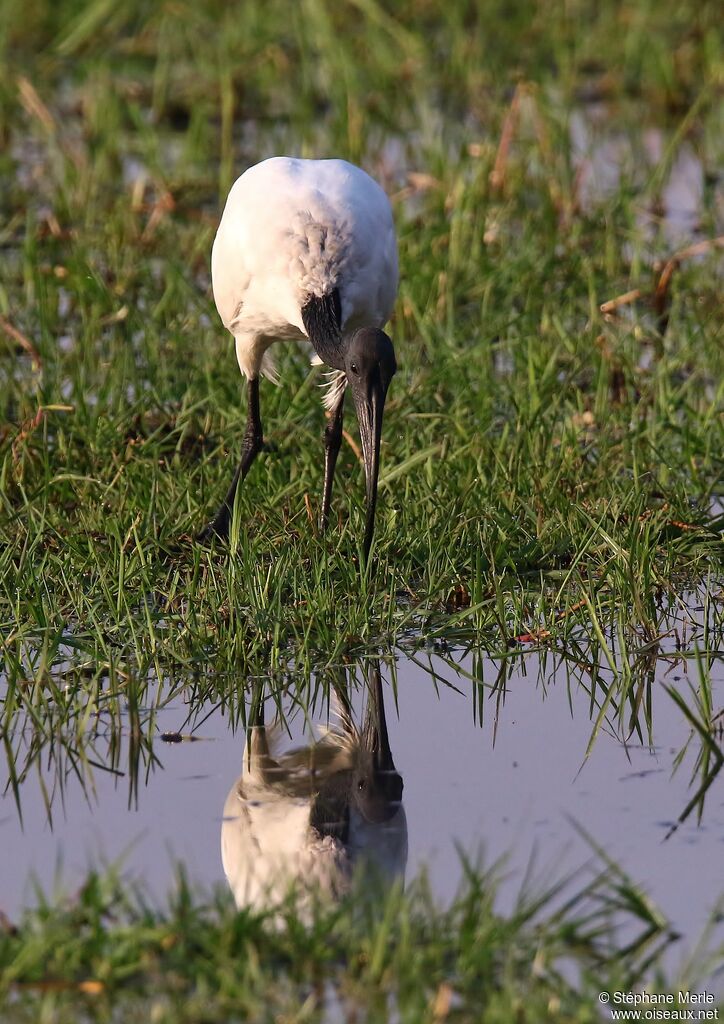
[351,376,386,563]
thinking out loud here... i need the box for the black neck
[301,289,344,370]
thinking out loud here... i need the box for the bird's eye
[350,363,359,375]
[357,779,366,792]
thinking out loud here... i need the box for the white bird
[201,156,399,560]
[221,666,407,916]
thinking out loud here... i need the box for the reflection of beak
[359,665,402,820]
[352,378,386,563]
[364,665,395,776]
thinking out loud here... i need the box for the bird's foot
[197,510,231,544]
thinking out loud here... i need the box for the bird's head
[344,328,397,397]
[352,756,404,824]
[344,328,397,561]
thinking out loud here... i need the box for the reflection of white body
[221,677,407,912]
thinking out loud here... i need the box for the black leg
[199,377,263,541]
[320,389,345,531]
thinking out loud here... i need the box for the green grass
[1,854,710,1024]
[0,0,723,1016]
[1,0,722,680]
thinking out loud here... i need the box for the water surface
[2,590,722,978]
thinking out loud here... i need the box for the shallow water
[2,590,722,976]
[570,114,712,253]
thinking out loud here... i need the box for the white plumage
[200,156,399,554]
[211,157,398,400]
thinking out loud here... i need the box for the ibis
[220,665,407,915]
[201,156,398,560]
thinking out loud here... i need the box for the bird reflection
[221,663,407,912]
